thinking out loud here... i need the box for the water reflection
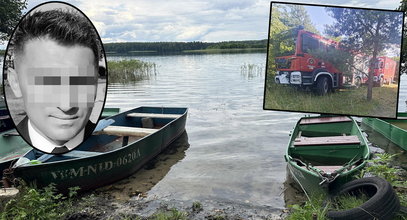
[96,131,190,200]
[360,123,407,168]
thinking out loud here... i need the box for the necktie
[51,146,69,154]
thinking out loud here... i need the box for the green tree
[267,4,319,74]
[0,0,26,43]
[280,5,319,34]
[325,7,403,100]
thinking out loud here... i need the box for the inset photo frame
[264,2,404,119]
[3,2,107,154]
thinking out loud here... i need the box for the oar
[94,118,115,132]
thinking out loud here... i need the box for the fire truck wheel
[316,76,329,95]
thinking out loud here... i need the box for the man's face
[14,38,97,145]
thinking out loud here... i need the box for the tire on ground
[326,177,400,220]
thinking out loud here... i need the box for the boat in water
[285,115,370,195]
[2,106,187,192]
[362,113,407,150]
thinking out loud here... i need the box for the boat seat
[95,125,158,137]
[294,135,360,146]
[127,112,180,119]
[64,150,103,158]
[299,116,352,125]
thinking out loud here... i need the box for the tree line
[103,40,267,54]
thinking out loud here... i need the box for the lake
[105,53,302,213]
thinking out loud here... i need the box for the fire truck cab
[274,27,343,95]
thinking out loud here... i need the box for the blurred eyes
[34,76,96,85]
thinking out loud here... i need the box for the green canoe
[362,113,407,151]
[2,106,187,192]
[285,115,370,196]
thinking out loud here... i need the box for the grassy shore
[264,79,398,117]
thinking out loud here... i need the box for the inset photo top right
[264,2,404,118]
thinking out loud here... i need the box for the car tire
[327,177,400,220]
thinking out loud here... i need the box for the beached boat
[2,106,187,192]
[285,115,370,195]
[362,113,407,151]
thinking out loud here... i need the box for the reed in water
[107,59,157,84]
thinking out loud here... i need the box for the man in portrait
[6,7,103,154]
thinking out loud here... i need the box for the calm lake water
[106,53,302,212]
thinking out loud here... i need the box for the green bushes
[1,184,79,220]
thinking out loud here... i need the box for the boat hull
[362,114,407,151]
[6,107,187,192]
[285,115,370,196]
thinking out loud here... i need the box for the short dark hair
[12,9,101,65]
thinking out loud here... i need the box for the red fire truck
[354,56,397,87]
[274,26,343,95]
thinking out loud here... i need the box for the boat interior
[289,116,367,172]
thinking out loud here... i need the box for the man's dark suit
[17,116,96,152]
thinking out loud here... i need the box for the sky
[306,6,335,34]
[2,0,403,47]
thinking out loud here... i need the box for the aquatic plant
[107,59,157,84]
[240,63,263,79]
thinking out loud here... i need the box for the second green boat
[285,115,370,196]
[362,113,407,151]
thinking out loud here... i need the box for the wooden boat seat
[299,116,351,125]
[294,135,360,146]
[95,125,158,137]
[127,112,180,119]
[64,150,103,158]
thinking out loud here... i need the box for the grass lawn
[264,79,398,118]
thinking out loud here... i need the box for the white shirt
[28,119,84,153]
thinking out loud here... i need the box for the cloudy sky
[14,0,404,44]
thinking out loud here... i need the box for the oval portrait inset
[3,2,107,154]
